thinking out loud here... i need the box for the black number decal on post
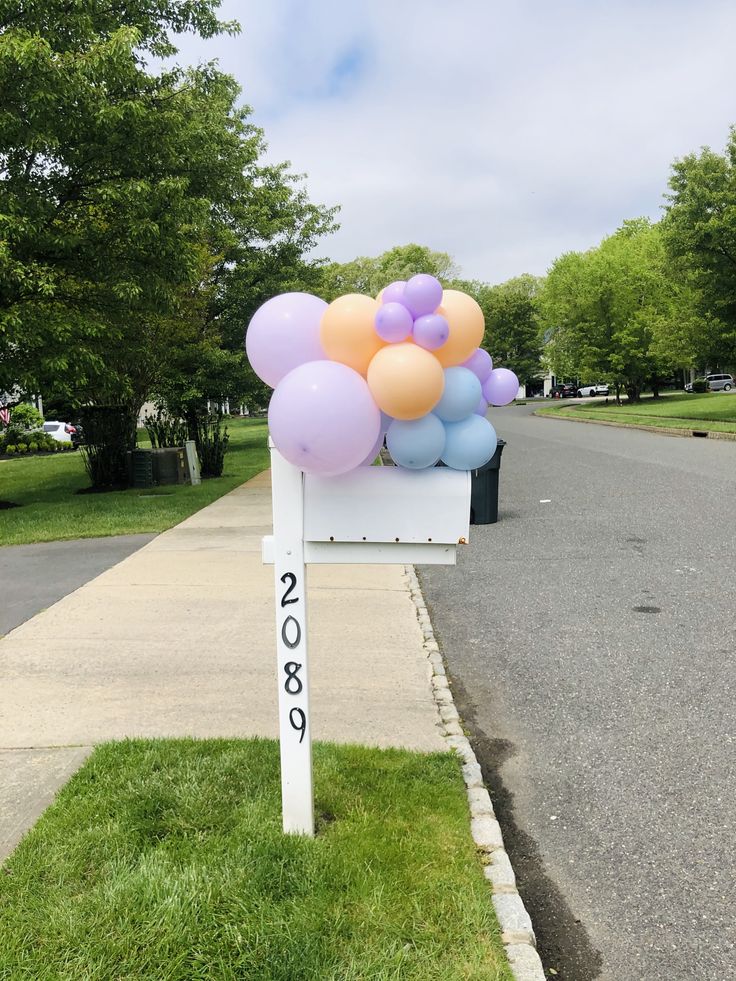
[280,572,298,607]
[281,615,301,650]
[284,661,303,695]
[289,707,306,743]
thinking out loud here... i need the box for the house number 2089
[280,572,306,742]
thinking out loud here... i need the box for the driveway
[419,405,736,981]
[0,535,156,636]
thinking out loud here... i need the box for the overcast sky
[170,0,736,284]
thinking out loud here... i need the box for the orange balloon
[434,290,485,367]
[367,343,445,420]
[320,294,384,376]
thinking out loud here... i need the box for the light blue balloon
[434,367,482,422]
[441,416,497,471]
[387,414,446,469]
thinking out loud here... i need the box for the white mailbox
[262,444,472,837]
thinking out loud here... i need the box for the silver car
[705,373,733,391]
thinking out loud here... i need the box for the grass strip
[0,419,269,546]
[535,393,736,433]
[0,738,512,981]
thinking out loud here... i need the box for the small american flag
[0,407,10,427]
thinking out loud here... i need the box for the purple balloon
[413,313,449,351]
[246,292,327,388]
[403,274,443,318]
[474,396,489,416]
[462,349,493,382]
[483,367,520,407]
[375,302,413,342]
[381,280,407,304]
[359,430,385,466]
[269,361,381,476]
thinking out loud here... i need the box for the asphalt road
[0,535,155,636]
[419,405,736,981]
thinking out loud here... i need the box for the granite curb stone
[404,565,545,981]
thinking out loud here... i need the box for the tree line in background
[3,0,735,489]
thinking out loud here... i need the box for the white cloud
[171,0,736,283]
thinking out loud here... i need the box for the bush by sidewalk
[0,738,512,981]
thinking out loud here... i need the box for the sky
[169,0,736,285]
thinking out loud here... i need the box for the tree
[540,220,690,401]
[470,275,544,384]
[319,244,458,301]
[661,128,736,369]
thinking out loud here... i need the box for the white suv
[576,384,609,397]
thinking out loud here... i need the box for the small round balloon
[441,415,498,471]
[367,343,445,420]
[462,348,493,382]
[246,292,328,388]
[268,361,381,476]
[403,274,443,318]
[375,302,413,343]
[386,414,446,469]
[433,367,482,422]
[380,280,407,305]
[320,294,384,376]
[483,367,520,406]
[413,313,449,351]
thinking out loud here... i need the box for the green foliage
[540,220,692,400]
[143,410,189,449]
[17,443,27,453]
[464,274,544,383]
[692,378,708,393]
[190,411,230,477]
[318,244,458,301]
[79,405,136,489]
[5,444,15,454]
[9,402,43,430]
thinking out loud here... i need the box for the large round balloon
[434,290,485,367]
[246,292,328,388]
[483,367,520,406]
[268,361,381,476]
[320,294,384,375]
[367,343,445,420]
[386,414,446,469]
[441,415,497,470]
[433,367,482,422]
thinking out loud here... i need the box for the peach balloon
[320,294,384,376]
[434,290,485,367]
[367,343,445,420]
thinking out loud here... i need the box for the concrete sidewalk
[0,470,445,860]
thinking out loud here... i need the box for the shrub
[27,441,39,453]
[692,378,708,393]
[190,411,229,478]
[79,405,136,487]
[5,445,16,454]
[10,403,43,431]
[143,410,189,449]
[17,443,28,453]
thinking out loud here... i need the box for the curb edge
[404,565,546,981]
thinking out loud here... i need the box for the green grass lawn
[535,392,736,433]
[0,418,269,546]
[0,739,512,981]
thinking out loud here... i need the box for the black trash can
[470,439,506,524]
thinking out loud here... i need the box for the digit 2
[280,572,298,607]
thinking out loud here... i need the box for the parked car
[547,383,577,398]
[576,383,609,397]
[685,374,734,393]
[43,421,78,445]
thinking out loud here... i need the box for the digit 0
[281,614,301,650]
[289,707,306,744]
[283,661,303,695]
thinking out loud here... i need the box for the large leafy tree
[319,244,458,301]
[467,275,543,384]
[540,220,690,400]
[0,0,337,419]
[661,129,736,369]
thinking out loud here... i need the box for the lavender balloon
[269,361,380,476]
[413,313,449,351]
[403,274,443,317]
[462,349,493,382]
[246,292,327,388]
[483,367,520,406]
[359,430,386,466]
[381,280,407,304]
[375,302,413,342]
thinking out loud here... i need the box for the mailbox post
[263,441,471,836]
